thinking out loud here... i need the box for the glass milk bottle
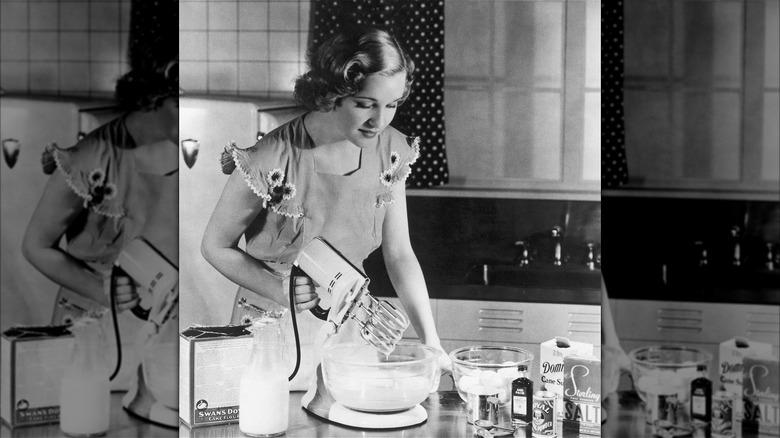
[239,310,290,437]
[59,314,111,437]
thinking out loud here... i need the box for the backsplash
[365,196,601,290]
[602,196,780,302]
[179,0,309,96]
[0,0,131,95]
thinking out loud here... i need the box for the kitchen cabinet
[0,98,81,329]
[621,0,779,199]
[386,297,600,384]
[441,0,600,200]
[611,299,780,365]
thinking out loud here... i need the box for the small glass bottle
[690,364,712,425]
[511,364,534,425]
[59,313,111,437]
[239,310,290,437]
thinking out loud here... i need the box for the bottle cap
[517,364,527,372]
[696,364,707,372]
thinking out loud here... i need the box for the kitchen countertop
[180,391,600,438]
[0,393,177,438]
[603,391,774,438]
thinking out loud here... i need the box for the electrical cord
[287,266,303,382]
[108,265,123,381]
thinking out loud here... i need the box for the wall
[365,196,602,290]
[179,0,309,96]
[602,196,780,303]
[0,0,131,95]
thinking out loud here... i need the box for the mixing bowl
[628,345,712,405]
[321,342,438,413]
[449,345,534,405]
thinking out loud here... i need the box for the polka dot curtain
[602,0,629,188]
[128,0,178,71]
[309,0,448,187]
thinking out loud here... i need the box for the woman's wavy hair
[294,26,415,111]
[114,60,178,112]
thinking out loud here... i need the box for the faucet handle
[766,242,776,271]
[513,241,530,267]
[729,226,742,267]
[551,227,563,266]
[585,243,597,271]
[693,241,708,267]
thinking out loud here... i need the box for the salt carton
[719,337,773,420]
[741,355,779,436]
[0,325,73,428]
[179,325,253,428]
[562,355,602,436]
[539,337,594,419]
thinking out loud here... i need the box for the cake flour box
[179,325,253,428]
[539,337,594,419]
[562,355,601,436]
[741,355,779,436]
[719,337,773,420]
[0,325,74,428]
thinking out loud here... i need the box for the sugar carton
[539,337,594,418]
[741,355,779,436]
[562,355,601,436]
[719,337,773,420]
[179,325,253,428]
[1,325,73,428]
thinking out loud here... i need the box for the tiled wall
[179,0,309,96]
[0,0,131,95]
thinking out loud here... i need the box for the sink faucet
[766,243,776,271]
[729,226,741,267]
[513,240,530,267]
[552,226,563,266]
[585,243,596,270]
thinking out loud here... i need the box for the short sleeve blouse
[225,114,420,269]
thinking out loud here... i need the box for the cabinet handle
[657,325,702,333]
[478,326,523,334]
[478,318,522,329]
[658,308,702,318]
[567,312,600,324]
[568,322,600,332]
[656,317,702,327]
[479,309,523,319]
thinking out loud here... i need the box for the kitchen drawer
[613,300,780,349]
[381,297,438,340]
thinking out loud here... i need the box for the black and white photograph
[2,0,777,437]
[600,0,780,437]
[1,0,179,436]
[177,0,601,437]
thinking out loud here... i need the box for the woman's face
[332,72,407,148]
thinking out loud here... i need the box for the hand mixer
[291,237,410,358]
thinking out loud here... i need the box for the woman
[202,26,449,389]
[22,61,179,427]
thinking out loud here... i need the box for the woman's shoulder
[44,117,130,218]
[222,115,304,175]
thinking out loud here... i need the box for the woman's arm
[381,182,441,348]
[201,170,318,310]
[22,171,107,306]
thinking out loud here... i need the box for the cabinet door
[563,304,601,348]
[179,98,259,327]
[437,299,529,344]
[0,98,79,328]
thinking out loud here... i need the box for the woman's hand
[425,340,452,393]
[291,274,320,313]
[112,273,140,312]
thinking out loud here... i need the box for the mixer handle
[290,265,329,321]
